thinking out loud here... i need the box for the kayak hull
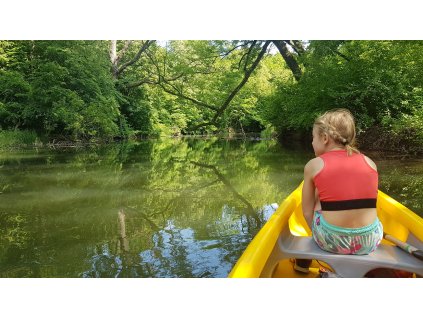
[228,183,423,278]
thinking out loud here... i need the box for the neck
[327,145,345,152]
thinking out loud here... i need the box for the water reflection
[0,138,422,277]
[82,203,277,278]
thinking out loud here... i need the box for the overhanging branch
[117,40,154,76]
[212,40,271,122]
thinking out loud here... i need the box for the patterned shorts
[312,210,383,255]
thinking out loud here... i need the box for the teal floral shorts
[312,210,383,255]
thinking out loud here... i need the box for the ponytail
[345,143,359,156]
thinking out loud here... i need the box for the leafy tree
[1,40,422,151]
[261,40,423,148]
[0,41,120,139]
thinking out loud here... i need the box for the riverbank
[0,130,273,149]
[0,130,42,148]
[277,126,423,157]
[358,126,423,156]
[1,127,422,157]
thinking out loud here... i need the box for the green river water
[0,138,422,277]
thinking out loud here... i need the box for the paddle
[383,232,423,261]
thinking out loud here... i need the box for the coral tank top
[313,150,378,211]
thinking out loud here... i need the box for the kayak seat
[262,227,423,277]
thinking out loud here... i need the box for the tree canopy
[1,40,422,150]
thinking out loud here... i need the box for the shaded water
[0,138,422,277]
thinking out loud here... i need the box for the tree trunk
[109,40,119,79]
[272,40,302,81]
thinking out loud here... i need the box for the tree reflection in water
[81,139,290,277]
[7,138,421,277]
[82,200,277,278]
[82,210,152,278]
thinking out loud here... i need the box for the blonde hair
[314,108,359,155]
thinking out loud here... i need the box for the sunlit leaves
[262,40,423,142]
[0,41,119,140]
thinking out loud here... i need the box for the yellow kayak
[228,183,423,278]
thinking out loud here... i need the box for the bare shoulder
[363,155,378,171]
[304,157,324,177]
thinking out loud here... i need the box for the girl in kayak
[302,108,383,256]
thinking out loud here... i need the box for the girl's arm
[302,160,316,231]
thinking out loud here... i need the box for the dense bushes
[261,41,423,148]
[0,41,120,140]
[0,130,39,147]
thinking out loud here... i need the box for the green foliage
[0,41,120,140]
[262,41,423,141]
[0,130,38,147]
[115,81,153,137]
[147,41,278,134]
[0,40,422,149]
[0,70,32,129]
[391,87,423,144]
[260,125,278,139]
